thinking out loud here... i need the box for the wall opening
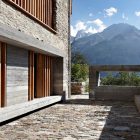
[100,71,140,86]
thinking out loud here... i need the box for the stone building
[0,0,72,122]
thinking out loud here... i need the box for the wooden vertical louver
[28,51,34,101]
[44,55,53,97]
[36,54,53,98]
[0,42,6,107]
[7,0,56,32]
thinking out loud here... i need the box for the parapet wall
[89,65,140,101]
[95,86,140,101]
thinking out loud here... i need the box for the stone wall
[0,0,70,97]
[71,82,86,94]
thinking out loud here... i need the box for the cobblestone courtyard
[0,95,140,140]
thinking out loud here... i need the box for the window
[7,0,56,33]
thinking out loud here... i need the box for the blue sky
[71,0,140,36]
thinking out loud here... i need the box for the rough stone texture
[0,0,70,96]
[0,95,140,140]
[135,95,140,113]
[71,82,86,94]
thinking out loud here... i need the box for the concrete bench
[0,96,62,123]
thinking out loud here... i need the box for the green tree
[71,52,88,64]
[71,52,89,82]
[101,72,140,86]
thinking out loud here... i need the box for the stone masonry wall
[0,0,70,96]
[71,82,86,94]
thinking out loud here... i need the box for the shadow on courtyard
[65,98,140,140]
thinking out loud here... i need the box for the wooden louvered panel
[7,0,56,33]
[35,54,53,98]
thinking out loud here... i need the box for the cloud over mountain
[71,19,107,37]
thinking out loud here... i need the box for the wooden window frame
[5,0,57,34]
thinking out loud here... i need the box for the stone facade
[0,0,70,97]
[71,82,86,94]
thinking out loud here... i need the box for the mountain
[70,36,75,43]
[75,30,92,40]
[72,23,140,65]
[71,30,92,43]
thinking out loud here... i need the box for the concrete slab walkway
[0,94,140,140]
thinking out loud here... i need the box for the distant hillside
[72,23,140,65]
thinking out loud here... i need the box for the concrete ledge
[0,23,65,57]
[135,95,140,112]
[0,96,62,123]
[91,65,140,72]
[95,86,140,101]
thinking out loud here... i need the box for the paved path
[0,95,140,140]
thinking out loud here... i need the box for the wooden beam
[1,43,6,107]
[44,56,47,97]
[28,51,34,101]
[50,57,53,95]
[46,56,49,97]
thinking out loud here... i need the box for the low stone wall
[71,82,86,94]
[95,86,140,101]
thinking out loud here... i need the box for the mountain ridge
[72,23,140,65]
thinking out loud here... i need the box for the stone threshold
[0,96,62,123]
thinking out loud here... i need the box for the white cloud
[87,19,106,32]
[122,13,128,20]
[71,21,87,36]
[89,13,93,17]
[135,11,140,17]
[71,19,107,36]
[71,25,77,37]
[104,7,117,17]
[86,26,98,34]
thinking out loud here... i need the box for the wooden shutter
[7,0,56,32]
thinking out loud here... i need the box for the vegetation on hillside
[101,72,140,86]
[71,52,89,82]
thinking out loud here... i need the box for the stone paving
[0,95,140,140]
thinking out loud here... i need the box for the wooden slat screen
[36,54,53,98]
[7,0,56,32]
[44,55,53,97]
